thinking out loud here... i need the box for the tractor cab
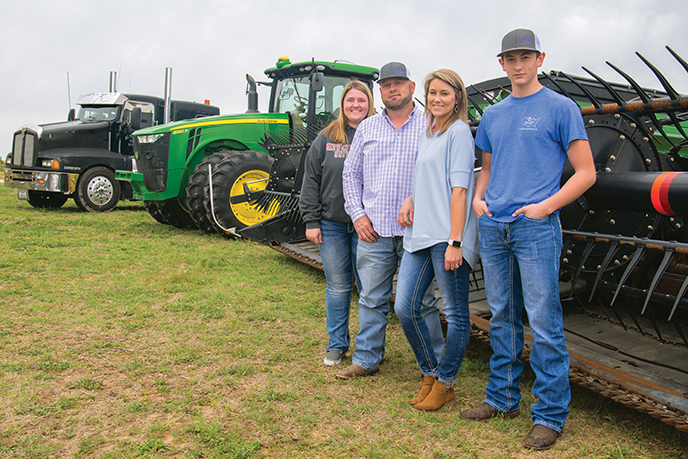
[264,57,378,130]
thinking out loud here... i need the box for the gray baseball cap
[378,62,412,83]
[498,29,541,57]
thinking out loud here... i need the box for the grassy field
[0,183,686,458]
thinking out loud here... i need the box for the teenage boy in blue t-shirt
[459,29,596,451]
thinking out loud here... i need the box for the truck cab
[4,93,218,212]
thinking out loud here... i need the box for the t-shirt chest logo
[326,142,350,158]
[520,116,540,131]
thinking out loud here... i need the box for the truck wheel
[186,153,228,233]
[72,194,86,211]
[207,151,275,234]
[157,199,197,229]
[27,190,68,209]
[77,167,120,212]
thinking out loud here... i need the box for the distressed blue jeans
[318,218,361,353]
[352,236,443,371]
[478,214,571,432]
[395,243,471,386]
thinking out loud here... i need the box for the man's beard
[384,92,413,111]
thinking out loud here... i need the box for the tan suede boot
[413,380,455,411]
[408,375,435,405]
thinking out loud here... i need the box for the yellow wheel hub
[229,169,278,226]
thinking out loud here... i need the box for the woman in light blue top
[396,69,479,411]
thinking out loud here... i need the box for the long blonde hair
[423,69,468,137]
[321,79,375,144]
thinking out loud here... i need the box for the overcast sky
[2,0,687,160]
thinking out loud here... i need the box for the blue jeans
[396,243,471,387]
[318,218,361,353]
[352,236,443,371]
[478,214,570,432]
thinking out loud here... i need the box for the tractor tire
[186,153,229,234]
[27,190,68,209]
[148,199,197,229]
[206,151,274,235]
[77,167,120,212]
[144,200,168,225]
[158,199,197,229]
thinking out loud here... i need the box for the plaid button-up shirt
[343,103,426,238]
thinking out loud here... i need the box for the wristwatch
[448,239,462,248]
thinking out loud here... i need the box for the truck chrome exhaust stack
[164,67,172,124]
[109,71,117,92]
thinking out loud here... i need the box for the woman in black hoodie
[300,79,375,366]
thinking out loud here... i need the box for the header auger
[559,47,688,348]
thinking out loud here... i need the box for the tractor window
[315,76,353,126]
[275,76,310,121]
[274,75,363,127]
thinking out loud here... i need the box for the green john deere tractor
[115,57,378,234]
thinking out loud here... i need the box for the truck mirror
[131,107,142,131]
[310,72,324,92]
[68,108,76,121]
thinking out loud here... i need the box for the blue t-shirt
[404,121,479,270]
[475,87,588,222]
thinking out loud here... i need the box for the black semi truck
[4,92,219,212]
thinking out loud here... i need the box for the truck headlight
[41,159,60,169]
[138,134,163,144]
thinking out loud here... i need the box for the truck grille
[12,130,37,167]
[135,133,170,193]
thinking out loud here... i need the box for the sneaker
[323,350,343,366]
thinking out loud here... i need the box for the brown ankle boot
[413,380,454,411]
[408,375,435,405]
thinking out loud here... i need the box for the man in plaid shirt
[336,62,443,379]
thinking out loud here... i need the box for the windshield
[274,75,359,127]
[77,105,120,122]
[275,76,310,119]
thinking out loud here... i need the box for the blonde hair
[321,79,375,144]
[423,69,468,137]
